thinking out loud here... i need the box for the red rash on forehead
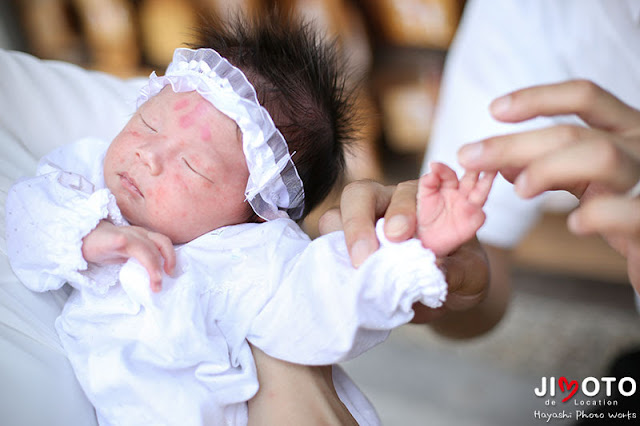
[173,98,190,111]
[179,113,196,129]
[194,100,210,114]
[179,98,212,129]
[200,125,211,141]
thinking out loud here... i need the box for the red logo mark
[559,377,579,402]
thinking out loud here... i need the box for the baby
[6,16,494,426]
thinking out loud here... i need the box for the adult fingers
[340,180,394,267]
[440,240,489,299]
[568,195,640,237]
[317,208,343,234]
[490,80,640,133]
[514,138,640,199]
[384,180,421,243]
[411,238,489,323]
[410,303,446,323]
[458,124,592,171]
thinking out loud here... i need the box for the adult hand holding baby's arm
[318,178,504,338]
[81,221,176,292]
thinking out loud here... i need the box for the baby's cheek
[162,202,189,221]
[106,143,126,162]
[162,175,191,214]
[216,179,248,211]
[173,172,190,192]
[222,167,249,194]
[149,184,189,226]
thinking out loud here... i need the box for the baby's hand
[81,221,176,292]
[417,162,496,257]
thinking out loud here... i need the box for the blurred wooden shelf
[362,0,464,49]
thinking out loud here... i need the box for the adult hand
[318,179,491,326]
[458,80,640,291]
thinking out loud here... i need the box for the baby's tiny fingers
[129,244,164,292]
[148,232,177,276]
[468,171,497,205]
[418,172,442,195]
[458,170,479,197]
[429,162,459,189]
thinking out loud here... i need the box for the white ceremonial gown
[6,138,447,426]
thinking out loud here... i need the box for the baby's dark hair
[191,8,356,220]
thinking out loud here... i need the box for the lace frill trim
[374,220,448,310]
[49,187,125,294]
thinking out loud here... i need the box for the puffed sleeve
[247,219,447,365]
[5,139,125,293]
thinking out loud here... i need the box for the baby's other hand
[81,221,176,292]
[417,162,496,257]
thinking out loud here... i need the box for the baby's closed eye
[182,157,214,184]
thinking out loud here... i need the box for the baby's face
[104,88,250,244]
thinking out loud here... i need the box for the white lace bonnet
[137,47,305,221]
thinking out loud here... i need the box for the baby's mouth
[120,172,144,198]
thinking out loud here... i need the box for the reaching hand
[417,162,496,257]
[81,221,176,292]
[458,80,640,291]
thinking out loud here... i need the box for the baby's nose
[136,145,163,175]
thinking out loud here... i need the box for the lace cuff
[373,219,447,311]
[48,183,125,293]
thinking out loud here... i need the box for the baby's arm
[6,173,111,292]
[6,139,175,293]
[246,222,447,365]
[81,221,175,292]
[417,162,496,257]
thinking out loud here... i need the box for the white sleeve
[424,0,575,248]
[247,220,446,365]
[6,139,124,293]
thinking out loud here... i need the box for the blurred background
[0,1,638,425]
